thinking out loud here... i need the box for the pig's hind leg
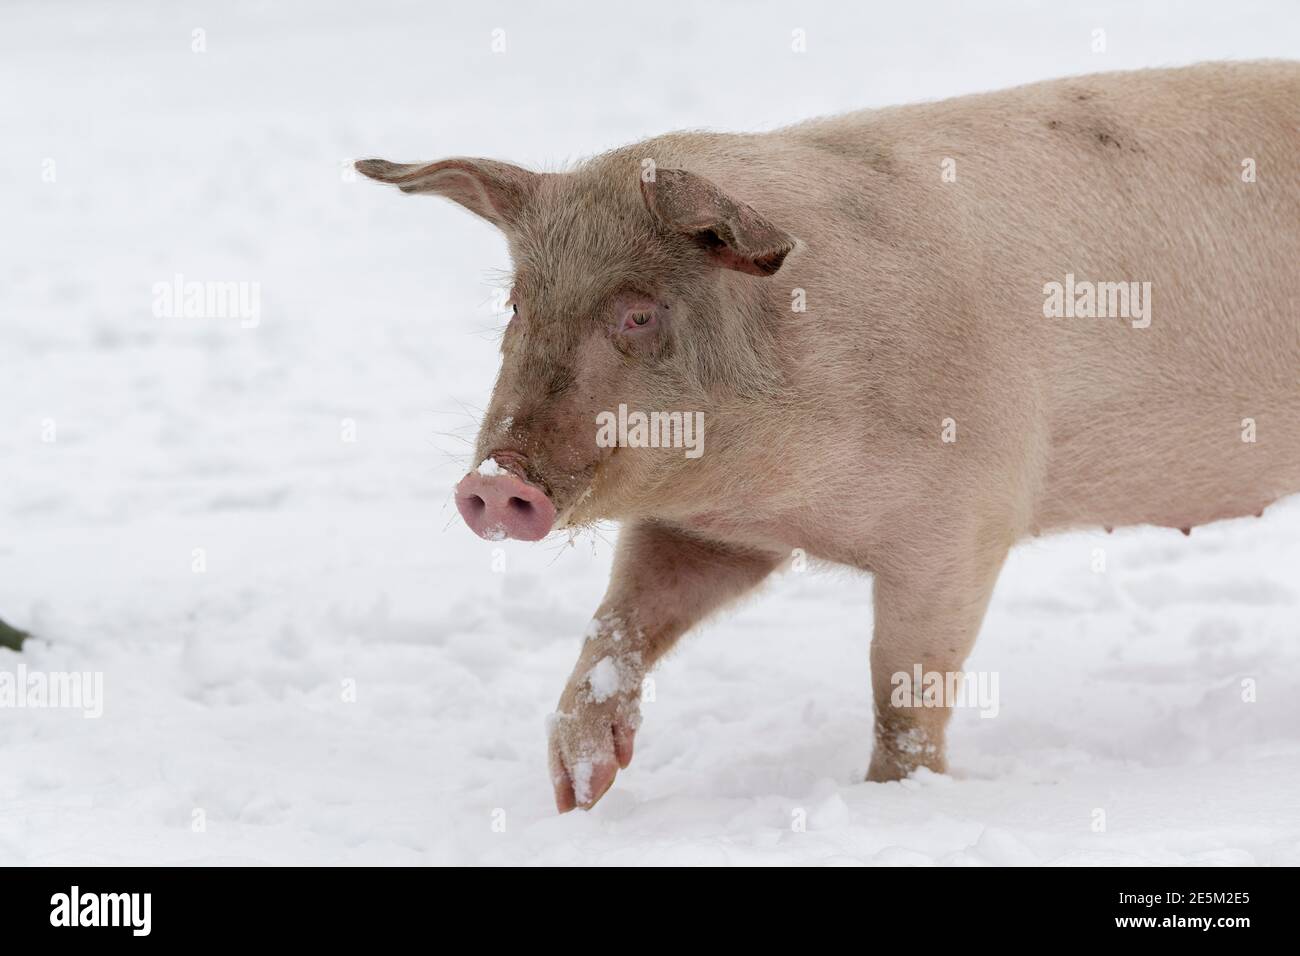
[866,531,1010,782]
[548,521,781,812]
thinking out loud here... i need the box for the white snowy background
[2,0,1298,865]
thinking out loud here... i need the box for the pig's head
[356,151,796,541]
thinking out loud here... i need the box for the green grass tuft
[0,617,30,651]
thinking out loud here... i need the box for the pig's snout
[455,462,556,541]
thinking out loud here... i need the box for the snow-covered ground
[2,0,1298,865]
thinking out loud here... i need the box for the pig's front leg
[866,541,1008,782]
[549,521,780,812]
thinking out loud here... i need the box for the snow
[570,759,597,806]
[585,657,620,703]
[2,0,1299,865]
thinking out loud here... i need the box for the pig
[357,60,1300,811]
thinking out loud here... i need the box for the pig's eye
[620,310,657,332]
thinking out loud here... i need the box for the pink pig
[359,61,1300,811]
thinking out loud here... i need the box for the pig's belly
[1036,399,1300,533]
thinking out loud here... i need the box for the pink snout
[454,465,557,542]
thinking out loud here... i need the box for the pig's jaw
[551,447,620,532]
[554,482,597,530]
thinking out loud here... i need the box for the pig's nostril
[455,470,555,542]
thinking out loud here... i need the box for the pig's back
[781,62,1300,532]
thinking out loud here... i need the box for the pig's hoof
[547,707,638,813]
[866,755,946,782]
[865,758,908,783]
[866,738,946,782]
[551,753,619,813]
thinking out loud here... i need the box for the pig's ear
[640,168,795,277]
[354,157,543,230]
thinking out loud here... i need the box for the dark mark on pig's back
[1042,86,1145,155]
[802,129,898,176]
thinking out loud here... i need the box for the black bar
[0,866,1277,941]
